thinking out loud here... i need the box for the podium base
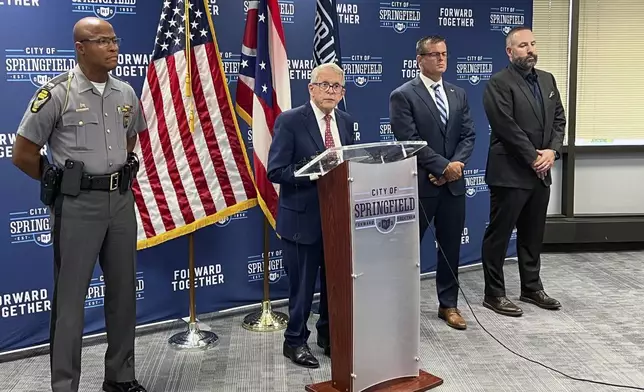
[305,370,443,392]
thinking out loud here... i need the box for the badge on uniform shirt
[76,102,89,112]
[30,88,51,113]
[120,105,132,128]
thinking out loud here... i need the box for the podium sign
[296,142,443,392]
[350,157,421,390]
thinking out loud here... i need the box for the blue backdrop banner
[0,0,531,353]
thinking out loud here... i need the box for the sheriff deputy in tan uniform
[12,17,148,392]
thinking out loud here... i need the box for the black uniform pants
[481,185,550,297]
[50,189,137,392]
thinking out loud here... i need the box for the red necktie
[324,114,335,148]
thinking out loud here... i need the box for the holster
[118,153,140,194]
[119,164,132,194]
[39,156,61,207]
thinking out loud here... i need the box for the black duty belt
[80,172,121,191]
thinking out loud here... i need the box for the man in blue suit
[389,35,475,330]
[267,63,356,368]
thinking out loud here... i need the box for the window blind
[532,0,571,144]
[577,0,644,145]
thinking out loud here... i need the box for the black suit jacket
[389,76,475,198]
[482,65,566,189]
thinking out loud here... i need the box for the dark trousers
[481,185,550,297]
[418,188,466,309]
[51,190,137,392]
[282,238,329,348]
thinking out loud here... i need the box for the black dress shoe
[520,290,561,310]
[283,342,320,368]
[317,336,331,357]
[102,379,147,392]
[483,295,523,317]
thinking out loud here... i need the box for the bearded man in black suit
[481,26,566,317]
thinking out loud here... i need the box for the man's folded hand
[443,161,465,182]
[533,149,555,173]
[429,174,447,186]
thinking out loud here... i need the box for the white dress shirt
[419,73,449,120]
[310,100,342,148]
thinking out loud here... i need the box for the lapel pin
[549,91,554,98]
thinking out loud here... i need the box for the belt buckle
[109,172,119,191]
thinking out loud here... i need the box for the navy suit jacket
[267,102,355,245]
[389,76,475,198]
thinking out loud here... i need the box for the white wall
[547,159,563,215]
[574,153,644,214]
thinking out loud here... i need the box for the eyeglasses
[79,37,122,47]
[419,51,447,59]
[312,82,345,93]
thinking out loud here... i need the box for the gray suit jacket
[483,64,566,189]
[389,76,475,198]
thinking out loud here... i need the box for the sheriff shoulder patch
[30,88,52,113]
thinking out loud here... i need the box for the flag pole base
[168,321,219,350]
[242,300,289,332]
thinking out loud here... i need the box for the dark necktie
[526,74,541,103]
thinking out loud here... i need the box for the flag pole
[168,0,218,350]
[241,216,288,331]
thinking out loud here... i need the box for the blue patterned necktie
[432,83,448,125]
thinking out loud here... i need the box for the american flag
[133,0,257,249]
[313,0,346,111]
[235,0,291,229]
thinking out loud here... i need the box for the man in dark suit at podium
[267,63,356,368]
[481,26,565,316]
[389,35,476,330]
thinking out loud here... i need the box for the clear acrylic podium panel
[294,141,426,178]
[349,157,421,391]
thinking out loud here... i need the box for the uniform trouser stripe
[50,196,64,390]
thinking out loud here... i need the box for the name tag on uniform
[119,105,132,128]
[75,102,89,112]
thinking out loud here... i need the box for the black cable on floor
[420,202,644,391]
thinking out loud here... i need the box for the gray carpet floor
[2,251,644,392]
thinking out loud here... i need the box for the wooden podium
[294,141,444,392]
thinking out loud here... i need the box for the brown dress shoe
[438,307,466,330]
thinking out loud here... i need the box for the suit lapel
[537,70,553,146]
[304,103,325,152]
[509,67,544,128]
[412,77,446,134]
[334,110,352,145]
[444,82,458,133]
